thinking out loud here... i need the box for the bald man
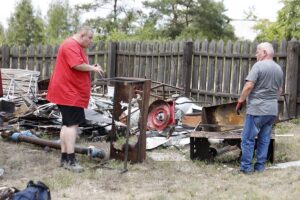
[47,26,103,173]
[236,42,283,174]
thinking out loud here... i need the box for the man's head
[73,26,94,48]
[256,42,274,61]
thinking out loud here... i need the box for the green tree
[46,0,76,44]
[254,0,300,41]
[143,0,235,40]
[6,0,45,46]
[0,23,5,45]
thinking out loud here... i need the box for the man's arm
[238,81,255,102]
[73,64,104,76]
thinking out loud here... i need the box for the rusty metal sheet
[201,102,245,132]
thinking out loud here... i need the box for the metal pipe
[1,131,105,158]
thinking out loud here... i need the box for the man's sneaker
[64,162,84,173]
[59,159,67,167]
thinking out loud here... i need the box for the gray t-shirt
[246,59,283,116]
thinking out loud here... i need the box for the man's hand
[93,64,104,77]
[236,100,245,115]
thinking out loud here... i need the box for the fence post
[107,41,117,78]
[1,45,10,69]
[286,39,299,118]
[183,41,193,97]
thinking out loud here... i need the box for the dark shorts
[57,105,86,126]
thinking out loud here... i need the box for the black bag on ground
[12,180,51,200]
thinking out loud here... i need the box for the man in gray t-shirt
[236,42,283,174]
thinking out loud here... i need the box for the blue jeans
[240,114,276,172]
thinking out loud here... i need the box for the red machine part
[147,100,175,131]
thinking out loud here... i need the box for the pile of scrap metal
[146,97,203,150]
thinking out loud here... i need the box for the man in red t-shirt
[47,26,103,173]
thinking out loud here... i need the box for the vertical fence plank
[127,42,135,77]
[240,41,250,92]
[178,42,184,87]
[152,42,159,81]
[11,46,19,69]
[107,42,117,78]
[165,41,172,85]
[199,40,208,104]
[88,43,97,81]
[170,41,179,86]
[19,45,27,69]
[223,40,233,103]
[43,45,53,79]
[192,40,201,100]
[117,41,125,77]
[27,45,35,71]
[278,40,287,93]
[286,39,299,118]
[231,41,241,95]
[215,40,224,104]
[183,41,193,97]
[133,42,140,77]
[1,45,10,69]
[145,42,153,79]
[97,41,106,73]
[36,44,43,73]
[123,42,130,77]
[158,42,165,83]
[139,42,147,78]
[207,40,216,104]
[250,41,258,70]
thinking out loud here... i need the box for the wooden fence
[0,39,299,118]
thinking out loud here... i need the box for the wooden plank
[133,42,140,77]
[164,41,172,84]
[145,42,153,79]
[107,42,117,78]
[223,40,233,103]
[278,40,287,93]
[170,41,179,87]
[97,41,106,73]
[44,45,53,79]
[117,41,125,77]
[250,41,258,69]
[124,42,130,77]
[240,41,250,92]
[199,40,208,104]
[128,42,135,77]
[19,45,27,69]
[11,46,19,69]
[231,41,241,95]
[178,42,184,87]
[183,41,193,97]
[152,42,159,82]
[36,44,43,73]
[215,40,224,104]
[192,40,201,100]
[139,42,147,78]
[158,42,165,83]
[286,40,299,118]
[207,40,216,104]
[1,45,10,69]
[27,45,35,71]
[88,43,97,81]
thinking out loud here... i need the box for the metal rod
[122,85,132,173]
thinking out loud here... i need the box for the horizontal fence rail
[0,39,299,118]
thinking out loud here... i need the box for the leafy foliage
[254,0,300,41]
[6,0,45,46]
[46,0,74,44]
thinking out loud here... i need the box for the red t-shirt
[46,37,90,108]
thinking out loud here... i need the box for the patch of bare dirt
[1,122,300,200]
